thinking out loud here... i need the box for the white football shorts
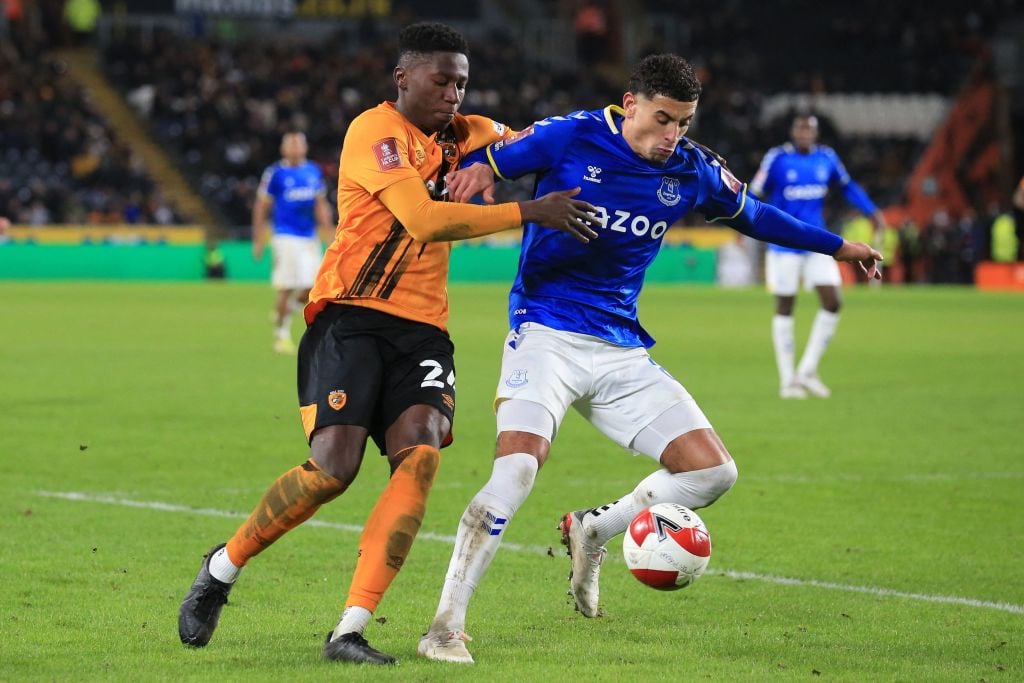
[494,323,712,458]
[271,234,321,290]
[765,249,841,296]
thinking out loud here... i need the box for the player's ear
[394,66,407,91]
[622,91,637,117]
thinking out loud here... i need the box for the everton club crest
[657,176,681,206]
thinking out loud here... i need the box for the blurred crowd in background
[2,0,1023,283]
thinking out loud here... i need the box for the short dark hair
[628,54,701,103]
[398,22,469,61]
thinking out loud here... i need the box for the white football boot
[558,511,606,617]
[417,629,474,664]
[779,382,808,399]
[797,374,832,398]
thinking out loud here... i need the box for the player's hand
[252,238,265,261]
[834,240,883,280]
[445,163,496,204]
[519,187,599,243]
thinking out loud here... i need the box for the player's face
[280,134,308,163]
[621,92,697,164]
[791,117,818,151]
[395,52,469,134]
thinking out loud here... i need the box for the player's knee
[680,460,738,508]
[775,297,795,316]
[823,299,841,314]
[386,405,450,454]
[309,429,365,486]
[310,451,361,487]
[391,444,440,489]
[706,459,738,502]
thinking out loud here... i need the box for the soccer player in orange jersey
[178,22,597,665]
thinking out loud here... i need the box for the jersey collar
[602,104,625,134]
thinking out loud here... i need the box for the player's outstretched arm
[834,240,883,280]
[446,163,496,204]
[379,177,597,243]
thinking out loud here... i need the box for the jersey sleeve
[825,147,852,186]
[826,148,878,215]
[340,112,427,196]
[313,165,327,196]
[461,115,515,153]
[749,147,779,196]
[474,114,581,180]
[693,151,749,223]
[726,194,844,254]
[258,166,278,199]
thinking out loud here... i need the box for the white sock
[797,310,839,378]
[583,461,739,548]
[771,314,796,388]
[332,605,372,639]
[430,453,538,633]
[207,546,241,583]
[275,315,292,340]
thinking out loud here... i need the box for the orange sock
[345,445,440,612]
[225,459,346,567]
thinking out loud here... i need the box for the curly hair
[398,22,469,61]
[628,54,701,103]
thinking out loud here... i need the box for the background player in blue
[417,55,882,664]
[252,131,334,353]
[751,115,887,398]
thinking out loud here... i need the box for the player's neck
[394,100,446,137]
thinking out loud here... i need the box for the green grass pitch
[1,281,1022,681]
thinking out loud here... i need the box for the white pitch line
[35,490,1024,615]
[34,491,552,555]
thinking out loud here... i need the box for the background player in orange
[178,22,597,665]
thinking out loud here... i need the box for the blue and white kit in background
[258,160,326,290]
[465,106,845,458]
[751,143,877,295]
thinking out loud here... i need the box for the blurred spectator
[63,0,100,47]
[990,211,1018,263]
[574,0,611,67]
[925,210,959,283]
[0,37,185,225]
[898,220,921,283]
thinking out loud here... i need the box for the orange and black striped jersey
[306,102,518,330]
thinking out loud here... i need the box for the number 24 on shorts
[420,360,455,389]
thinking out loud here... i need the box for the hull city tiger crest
[656,176,682,206]
[328,390,347,411]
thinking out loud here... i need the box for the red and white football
[622,503,711,590]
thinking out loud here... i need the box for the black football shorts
[297,303,456,453]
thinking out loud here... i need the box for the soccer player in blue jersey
[751,114,887,398]
[252,131,334,353]
[417,54,882,664]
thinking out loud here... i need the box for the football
[622,503,711,590]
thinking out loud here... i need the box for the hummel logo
[584,165,602,183]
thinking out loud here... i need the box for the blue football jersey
[476,106,750,348]
[258,161,325,238]
[750,143,877,254]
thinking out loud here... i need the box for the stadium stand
[0,34,188,225]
